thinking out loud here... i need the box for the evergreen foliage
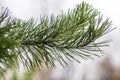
[0,2,114,76]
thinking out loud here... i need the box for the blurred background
[0,0,120,80]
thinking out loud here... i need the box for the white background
[0,0,120,80]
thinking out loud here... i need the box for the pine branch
[0,2,114,75]
[0,6,18,76]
